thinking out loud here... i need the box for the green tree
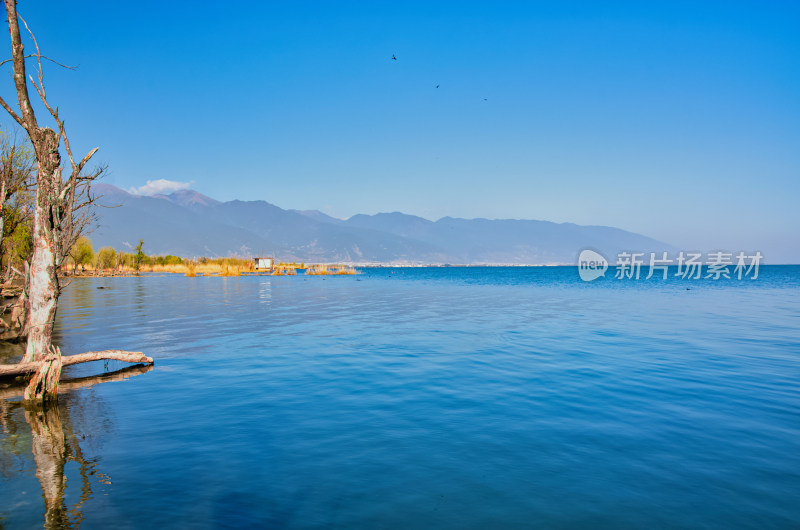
[95,247,116,270]
[68,236,94,274]
[117,251,132,269]
[133,239,145,272]
[0,128,35,278]
[153,254,182,266]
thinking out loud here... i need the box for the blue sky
[2,1,799,261]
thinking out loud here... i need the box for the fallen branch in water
[0,350,153,378]
[0,363,153,400]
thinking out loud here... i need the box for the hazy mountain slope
[92,185,447,261]
[192,200,445,261]
[341,212,674,263]
[428,217,673,263]
[292,210,345,224]
[345,212,434,241]
[90,184,673,263]
[92,184,272,257]
[163,189,221,209]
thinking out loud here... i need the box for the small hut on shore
[253,257,274,271]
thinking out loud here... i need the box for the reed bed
[76,258,358,277]
[139,258,254,276]
[305,265,357,275]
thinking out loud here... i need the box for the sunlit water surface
[2,266,799,528]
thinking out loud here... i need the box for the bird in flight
[435,84,440,88]
[392,54,397,60]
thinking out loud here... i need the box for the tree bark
[9,276,26,328]
[0,349,154,377]
[0,184,4,262]
[23,138,60,362]
[22,344,61,401]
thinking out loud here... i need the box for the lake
[2,266,799,528]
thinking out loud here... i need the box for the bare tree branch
[0,93,23,126]
[0,54,77,70]
[0,363,152,400]
[0,350,154,377]
[4,0,37,131]
[18,14,45,101]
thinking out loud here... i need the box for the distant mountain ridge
[151,189,221,209]
[91,183,674,263]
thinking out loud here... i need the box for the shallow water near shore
[2,266,799,528]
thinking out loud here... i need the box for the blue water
[1,266,799,528]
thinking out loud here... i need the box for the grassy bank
[75,258,357,277]
[148,258,254,277]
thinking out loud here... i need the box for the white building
[254,257,274,270]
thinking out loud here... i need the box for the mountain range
[89,183,673,264]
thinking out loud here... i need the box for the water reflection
[0,365,152,528]
[259,280,272,305]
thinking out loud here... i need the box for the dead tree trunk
[23,128,60,362]
[0,180,4,258]
[1,0,61,362]
[0,0,149,401]
[1,0,102,365]
[9,263,27,329]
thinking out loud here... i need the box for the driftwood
[0,350,154,378]
[0,363,153,401]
